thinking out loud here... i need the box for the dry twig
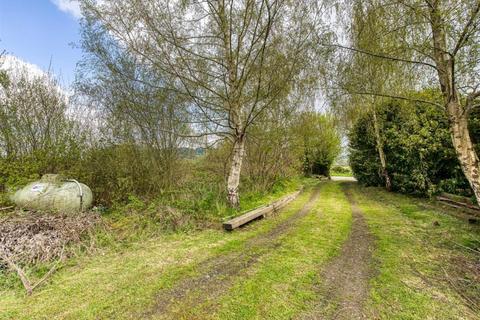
[0,247,65,295]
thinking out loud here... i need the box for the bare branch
[338,88,442,108]
[328,43,438,70]
[452,0,480,56]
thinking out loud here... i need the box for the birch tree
[332,2,413,190]
[79,0,325,207]
[336,0,480,202]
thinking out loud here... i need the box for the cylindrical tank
[11,174,93,212]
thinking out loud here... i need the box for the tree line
[0,0,340,210]
[2,0,479,208]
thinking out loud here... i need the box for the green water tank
[11,174,93,213]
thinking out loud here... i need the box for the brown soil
[302,183,375,320]
[143,185,322,319]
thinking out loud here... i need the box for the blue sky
[0,0,82,85]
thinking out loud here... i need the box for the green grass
[330,165,353,177]
[349,184,480,319]
[212,182,352,319]
[225,176,315,220]
[330,171,353,177]
[330,172,353,177]
[0,182,320,320]
[2,181,479,319]
[239,177,306,211]
[98,176,312,242]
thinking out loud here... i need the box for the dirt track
[144,182,377,320]
[144,185,322,319]
[301,183,375,320]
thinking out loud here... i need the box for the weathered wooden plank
[436,196,480,212]
[223,189,302,231]
[439,192,474,205]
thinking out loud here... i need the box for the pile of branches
[0,211,100,265]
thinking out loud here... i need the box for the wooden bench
[223,189,302,231]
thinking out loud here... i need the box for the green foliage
[349,91,473,196]
[331,166,352,174]
[349,114,384,186]
[243,107,303,191]
[0,66,86,203]
[0,69,9,89]
[0,145,83,198]
[295,112,341,176]
[330,165,353,177]
[64,144,180,205]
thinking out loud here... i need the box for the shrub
[331,166,352,174]
[349,91,474,197]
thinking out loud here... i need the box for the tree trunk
[227,135,246,208]
[429,2,480,203]
[447,101,480,201]
[372,109,392,191]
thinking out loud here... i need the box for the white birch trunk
[429,3,480,203]
[227,135,245,208]
[447,102,480,201]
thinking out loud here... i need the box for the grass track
[0,182,321,320]
[1,181,479,320]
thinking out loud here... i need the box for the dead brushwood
[0,210,100,265]
[0,211,100,294]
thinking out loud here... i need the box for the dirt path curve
[143,185,322,319]
[302,182,375,320]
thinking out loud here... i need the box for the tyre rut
[301,182,375,320]
[144,184,322,319]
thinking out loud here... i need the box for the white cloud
[50,0,82,19]
[1,55,70,100]
[2,55,47,79]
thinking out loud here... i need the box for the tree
[78,0,325,207]
[334,0,480,202]
[0,60,84,191]
[0,51,7,89]
[330,1,419,190]
[243,102,302,191]
[75,18,190,190]
[295,111,341,177]
[0,65,76,161]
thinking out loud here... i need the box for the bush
[295,112,341,176]
[349,91,474,197]
[330,166,352,175]
[349,114,384,186]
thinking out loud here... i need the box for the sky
[0,0,82,86]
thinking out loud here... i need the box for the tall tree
[335,0,480,201]
[76,18,189,189]
[331,2,413,190]
[0,65,75,160]
[79,0,324,207]
[295,111,341,177]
